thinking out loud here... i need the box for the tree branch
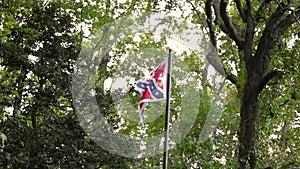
[188,1,202,24]
[220,0,244,49]
[255,0,271,22]
[243,0,255,62]
[234,0,246,22]
[201,0,237,85]
[204,0,217,47]
[206,49,237,84]
[257,70,283,94]
[254,5,299,76]
[254,5,286,60]
[211,1,230,35]
[225,69,237,84]
[189,1,238,85]
[274,5,300,40]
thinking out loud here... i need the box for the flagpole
[163,49,172,169]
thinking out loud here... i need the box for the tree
[188,0,300,168]
[0,1,137,168]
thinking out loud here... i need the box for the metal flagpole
[163,49,172,169]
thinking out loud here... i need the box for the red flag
[136,59,168,122]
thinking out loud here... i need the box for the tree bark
[238,77,260,169]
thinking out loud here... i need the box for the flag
[135,59,168,122]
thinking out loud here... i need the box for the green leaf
[11,90,20,98]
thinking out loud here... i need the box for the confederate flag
[135,59,168,122]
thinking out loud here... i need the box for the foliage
[0,1,134,168]
[0,0,299,168]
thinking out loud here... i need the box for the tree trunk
[238,54,265,169]
[27,110,38,169]
[238,83,258,169]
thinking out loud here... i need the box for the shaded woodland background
[0,0,299,168]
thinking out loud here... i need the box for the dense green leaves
[0,0,299,168]
[0,1,133,168]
